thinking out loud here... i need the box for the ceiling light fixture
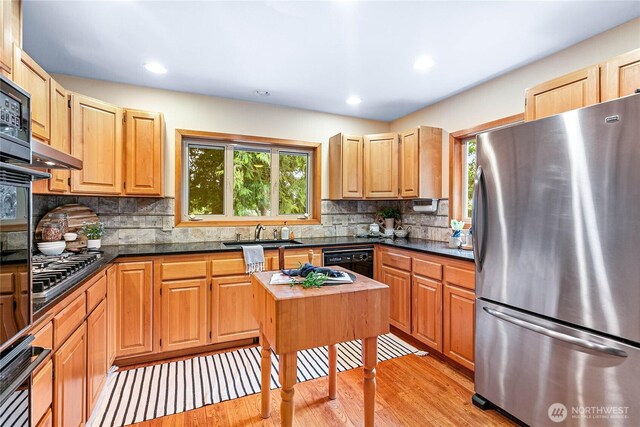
[414,56,435,71]
[346,96,361,105]
[144,62,167,74]
[255,90,271,97]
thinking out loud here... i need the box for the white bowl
[37,241,66,256]
[64,232,78,242]
[37,241,65,246]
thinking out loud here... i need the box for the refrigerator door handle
[483,306,628,358]
[472,166,487,271]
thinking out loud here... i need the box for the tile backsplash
[31,196,451,246]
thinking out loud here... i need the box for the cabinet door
[364,133,398,198]
[412,275,442,352]
[124,109,163,196]
[443,284,475,371]
[0,0,11,75]
[399,128,419,198]
[379,265,411,333]
[32,359,53,425]
[12,46,51,141]
[86,300,108,418]
[160,279,208,352]
[106,265,117,366]
[602,48,640,101]
[342,135,364,198]
[212,275,259,343]
[115,261,153,357]
[48,80,70,193]
[70,94,123,194]
[524,65,600,121]
[36,408,52,427]
[54,323,86,427]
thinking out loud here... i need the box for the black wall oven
[0,74,50,426]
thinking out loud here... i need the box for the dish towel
[242,245,265,274]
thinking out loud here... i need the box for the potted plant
[82,221,105,249]
[377,207,401,236]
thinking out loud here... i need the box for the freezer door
[475,299,640,426]
[474,94,640,343]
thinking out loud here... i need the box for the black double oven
[0,74,50,426]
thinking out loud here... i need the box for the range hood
[31,140,82,170]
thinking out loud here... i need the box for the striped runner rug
[91,333,417,426]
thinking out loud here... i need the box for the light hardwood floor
[131,353,514,426]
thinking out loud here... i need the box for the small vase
[87,239,101,249]
[384,218,395,236]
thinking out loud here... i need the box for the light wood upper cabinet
[12,45,51,141]
[364,132,398,198]
[211,275,259,343]
[124,109,164,196]
[328,133,363,199]
[48,80,70,193]
[54,323,86,427]
[115,261,153,357]
[0,1,12,75]
[86,299,108,417]
[160,278,209,352]
[525,65,600,121]
[399,126,442,199]
[412,274,442,352]
[602,48,640,102]
[70,94,123,194]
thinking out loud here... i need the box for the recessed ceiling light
[255,90,271,97]
[144,63,167,74]
[414,56,435,71]
[346,96,362,105]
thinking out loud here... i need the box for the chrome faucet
[255,223,266,240]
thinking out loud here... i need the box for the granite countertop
[32,237,473,318]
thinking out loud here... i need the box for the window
[449,114,524,224]
[176,130,321,226]
[461,137,477,220]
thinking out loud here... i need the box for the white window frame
[182,139,314,221]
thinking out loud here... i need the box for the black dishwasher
[323,247,374,278]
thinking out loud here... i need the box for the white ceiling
[23,1,640,121]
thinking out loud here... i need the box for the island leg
[279,352,298,427]
[260,332,272,419]
[328,344,337,400]
[362,336,377,427]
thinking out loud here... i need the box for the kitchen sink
[223,239,304,248]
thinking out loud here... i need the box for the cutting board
[35,204,99,246]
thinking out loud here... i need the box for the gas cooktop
[32,251,103,301]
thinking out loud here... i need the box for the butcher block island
[251,269,390,427]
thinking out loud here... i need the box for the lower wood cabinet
[379,265,411,334]
[36,408,53,427]
[86,299,108,416]
[54,323,86,427]
[211,275,258,343]
[115,261,153,357]
[412,274,442,352]
[32,359,53,425]
[160,278,209,352]
[106,265,117,366]
[443,284,475,371]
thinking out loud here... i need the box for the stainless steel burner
[32,251,103,301]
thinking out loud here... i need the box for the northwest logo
[548,403,568,423]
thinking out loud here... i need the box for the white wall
[52,74,389,198]
[390,18,640,195]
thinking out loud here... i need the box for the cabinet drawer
[54,293,86,348]
[381,251,411,272]
[33,321,53,350]
[413,258,443,281]
[86,274,107,313]
[211,257,273,277]
[445,265,475,290]
[161,260,207,280]
[32,359,53,423]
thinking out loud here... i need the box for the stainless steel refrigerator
[472,94,640,426]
